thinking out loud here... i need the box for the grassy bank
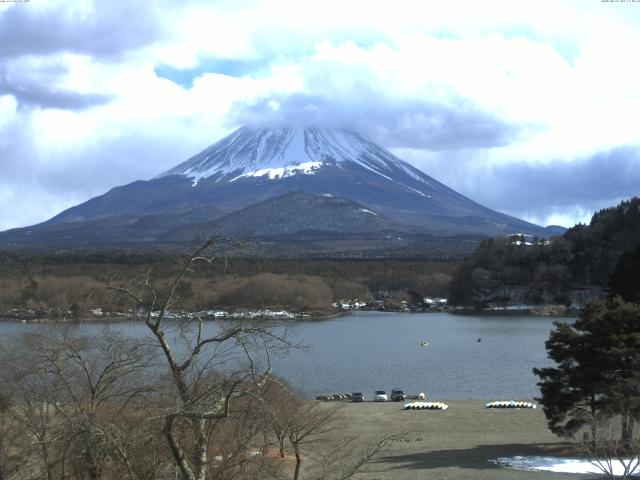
[314,400,590,480]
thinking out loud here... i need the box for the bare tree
[0,238,293,480]
[0,327,160,480]
[102,238,292,480]
[204,401,281,480]
[9,365,62,480]
[286,403,340,480]
[308,433,403,480]
[576,411,640,480]
[1,332,65,480]
[259,377,304,459]
[0,393,26,480]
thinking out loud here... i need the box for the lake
[0,311,560,400]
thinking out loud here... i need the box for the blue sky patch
[155,57,269,87]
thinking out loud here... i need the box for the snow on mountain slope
[157,126,441,193]
[0,124,556,250]
[230,161,323,181]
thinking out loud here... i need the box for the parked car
[391,389,406,401]
[351,392,365,402]
[374,390,388,402]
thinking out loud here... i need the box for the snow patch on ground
[492,456,640,476]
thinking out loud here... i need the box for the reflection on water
[0,311,561,399]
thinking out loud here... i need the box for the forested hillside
[0,253,456,318]
[449,197,640,306]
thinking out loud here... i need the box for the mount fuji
[0,126,562,255]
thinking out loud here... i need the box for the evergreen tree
[533,302,610,438]
[594,297,640,445]
[610,245,640,303]
[448,197,640,307]
[534,298,640,444]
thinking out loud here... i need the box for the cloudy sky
[1,0,639,231]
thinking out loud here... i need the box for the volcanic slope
[0,126,557,249]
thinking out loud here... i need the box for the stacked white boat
[486,400,536,409]
[403,401,449,410]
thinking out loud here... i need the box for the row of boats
[486,401,536,409]
[402,400,538,410]
[315,395,537,410]
[404,401,449,410]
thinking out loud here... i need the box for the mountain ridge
[0,125,562,254]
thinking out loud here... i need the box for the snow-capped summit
[157,126,437,191]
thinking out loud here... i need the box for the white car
[374,390,388,402]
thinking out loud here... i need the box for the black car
[391,389,406,401]
[351,392,365,402]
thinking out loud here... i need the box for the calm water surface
[0,311,560,400]
[274,311,559,399]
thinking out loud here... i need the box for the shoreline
[0,303,579,324]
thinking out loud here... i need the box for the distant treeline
[0,253,457,316]
[449,197,640,306]
[5,197,638,315]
